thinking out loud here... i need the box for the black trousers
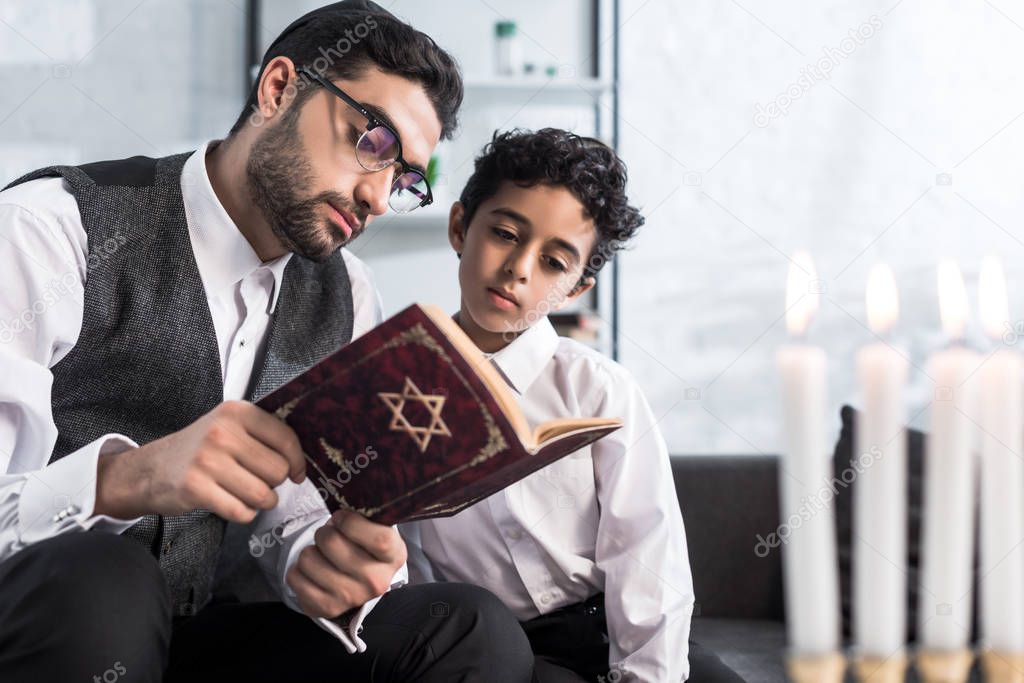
[0,533,534,682]
[522,593,746,683]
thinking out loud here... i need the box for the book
[257,303,623,524]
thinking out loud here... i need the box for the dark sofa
[672,455,786,683]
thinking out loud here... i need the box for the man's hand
[286,510,407,619]
[94,400,306,523]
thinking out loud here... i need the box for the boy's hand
[287,510,407,619]
[94,400,306,523]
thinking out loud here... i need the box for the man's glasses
[297,67,433,214]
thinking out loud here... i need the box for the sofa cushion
[690,617,785,683]
[672,455,784,621]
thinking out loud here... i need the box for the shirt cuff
[17,434,142,544]
[310,565,408,654]
[314,595,381,654]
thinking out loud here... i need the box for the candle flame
[785,251,819,337]
[866,263,899,335]
[979,254,1009,341]
[937,259,969,341]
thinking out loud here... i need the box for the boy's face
[449,182,597,352]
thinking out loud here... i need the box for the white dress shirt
[0,141,396,653]
[401,317,695,682]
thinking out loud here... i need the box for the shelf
[464,76,611,96]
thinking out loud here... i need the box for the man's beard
[245,107,364,263]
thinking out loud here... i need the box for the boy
[401,129,744,682]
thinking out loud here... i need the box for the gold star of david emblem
[378,377,452,452]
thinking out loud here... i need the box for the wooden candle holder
[785,651,846,683]
[915,650,973,683]
[980,650,1024,683]
[854,653,907,683]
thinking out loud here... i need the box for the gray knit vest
[5,151,355,615]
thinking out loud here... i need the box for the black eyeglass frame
[296,66,433,211]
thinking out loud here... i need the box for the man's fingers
[296,544,377,602]
[229,431,293,489]
[198,482,259,524]
[288,553,374,618]
[222,401,306,484]
[208,457,279,511]
[314,521,380,576]
[295,545,345,595]
[331,510,406,565]
[287,566,340,618]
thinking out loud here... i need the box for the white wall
[0,0,245,181]
[617,0,1024,454]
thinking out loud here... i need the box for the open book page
[421,305,621,450]
[531,416,623,447]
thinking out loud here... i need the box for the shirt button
[51,505,79,523]
[506,527,523,541]
[163,540,174,555]
[540,593,552,605]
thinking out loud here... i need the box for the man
[0,2,534,681]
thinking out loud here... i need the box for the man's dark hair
[458,128,645,281]
[229,1,463,139]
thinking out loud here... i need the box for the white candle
[853,264,908,656]
[978,255,1024,653]
[919,260,980,651]
[777,251,841,655]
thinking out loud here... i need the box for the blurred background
[2,0,1022,456]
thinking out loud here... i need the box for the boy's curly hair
[458,128,644,282]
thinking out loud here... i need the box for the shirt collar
[181,140,292,314]
[487,316,560,395]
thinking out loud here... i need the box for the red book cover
[257,304,622,524]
